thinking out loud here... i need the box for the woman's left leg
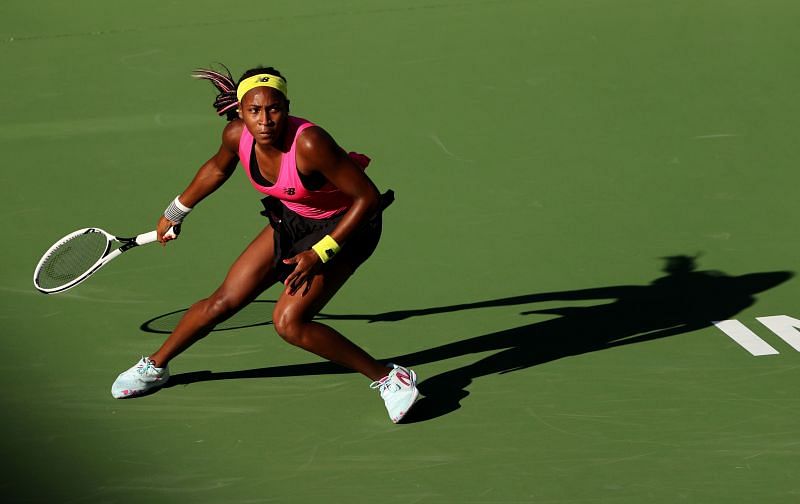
[271,260,389,381]
[273,257,419,423]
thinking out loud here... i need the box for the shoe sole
[111,375,169,399]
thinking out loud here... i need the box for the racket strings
[36,232,109,289]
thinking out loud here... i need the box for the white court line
[694,133,740,139]
[428,133,474,163]
[756,316,800,352]
[713,320,779,356]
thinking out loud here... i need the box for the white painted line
[713,320,779,356]
[756,316,800,352]
[694,133,740,139]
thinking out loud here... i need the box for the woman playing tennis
[111,65,418,423]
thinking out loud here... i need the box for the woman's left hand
[282,250,322,295]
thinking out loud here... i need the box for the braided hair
[192,64,288,121]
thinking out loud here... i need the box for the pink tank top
[238,116,370,219]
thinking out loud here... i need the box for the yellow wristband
[311,235,340,263]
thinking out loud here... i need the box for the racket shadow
[140,300,277,334]
[152,257,793,423]
[139,300,404,334]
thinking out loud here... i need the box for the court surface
[2,1,800,502]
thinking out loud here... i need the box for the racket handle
[135,225,180,245]
[163,224,181,240]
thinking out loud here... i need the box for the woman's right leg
[148,225,279,367]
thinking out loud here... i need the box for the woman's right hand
[157,215,180,245]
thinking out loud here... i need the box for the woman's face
[239,87,289,147]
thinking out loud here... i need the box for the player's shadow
[151,256,792,422]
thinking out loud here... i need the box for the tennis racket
[33,226,179,294]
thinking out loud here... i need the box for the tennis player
[111,65,418,423]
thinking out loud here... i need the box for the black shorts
[260,190,393,282]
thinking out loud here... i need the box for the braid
[192,64,288,121]
[192,64,238,121]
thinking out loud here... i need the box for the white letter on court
[756,315,800,352]
[713,320,779,356]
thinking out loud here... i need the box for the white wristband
[164,195,193,223]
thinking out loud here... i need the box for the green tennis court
[3,1,800,502]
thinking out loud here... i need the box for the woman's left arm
[282,126,380,293]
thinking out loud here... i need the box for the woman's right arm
[157,120,243,243]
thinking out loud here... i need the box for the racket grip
[135,225,180,245]
[163,224,181,240]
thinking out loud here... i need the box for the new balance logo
[395,370,411,387]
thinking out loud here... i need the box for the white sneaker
[111,357,169,399]
[370,364,419,423]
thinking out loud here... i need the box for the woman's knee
[273,306,307,347]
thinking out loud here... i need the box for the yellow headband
[236,74,288,102]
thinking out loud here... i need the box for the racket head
[33,228,115,294]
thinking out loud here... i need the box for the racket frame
[33,227,172,294]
